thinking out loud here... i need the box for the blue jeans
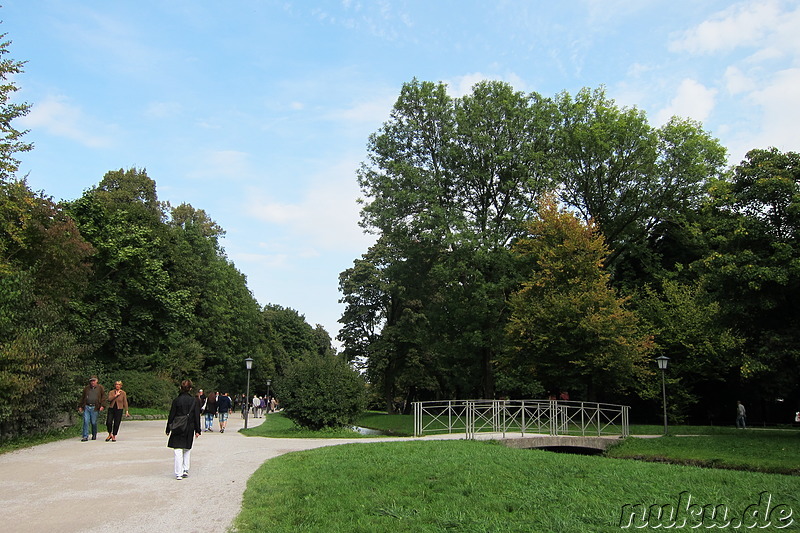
[205,413,215,430]
[82,405,99,438]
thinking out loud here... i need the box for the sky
[4,0,800,347]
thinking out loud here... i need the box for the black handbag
[169,413,191,434]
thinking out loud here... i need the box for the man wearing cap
[78,376,106,441]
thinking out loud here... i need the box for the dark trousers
[107,407,123,435]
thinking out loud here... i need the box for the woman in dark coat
[166,379,202,480]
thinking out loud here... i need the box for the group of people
[195,389,234,433]
[77,376,130,442]
[249,394,278,418]
[78,375,248,481]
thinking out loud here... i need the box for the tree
[347,79,554,406]
[277,352,366,430]
[633,278,742,423]
[0,32,32,182]
[696,148,800,411]
[0,183,93,436]
[553,88,727,275]
[504,198,652,400]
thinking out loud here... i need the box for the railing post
[447,400,452,434]
[412,402,422,437]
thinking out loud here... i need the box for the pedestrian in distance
[105,380,130,442]
[736,400,747,429]
[217,392,233,433]
[78,376,106,442]
[252,394,261,418]
[166,379,202,480]
[203,391,217,431]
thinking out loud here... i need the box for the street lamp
[244,357,254,429]
[656,356,670,435]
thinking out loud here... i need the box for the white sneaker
[176,475,183,480]
[182,471,189,478]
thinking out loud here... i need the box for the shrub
[108,370,175,410]
[276,353,366,430]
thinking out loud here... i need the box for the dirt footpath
[0,414,409,533]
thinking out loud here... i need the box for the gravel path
[0,414,414,533]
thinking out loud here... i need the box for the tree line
[0,32,337,437]
[339,79,799,425]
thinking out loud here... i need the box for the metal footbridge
[412,399,629,451]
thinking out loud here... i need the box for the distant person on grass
[78,376,106,442]
[217,392,232,433]
[736,400,747,429]
[166,379,202,480]
[105,380,130,442]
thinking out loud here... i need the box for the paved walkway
[0,414,425,533]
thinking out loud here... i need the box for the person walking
[203,391,217,431]
[217,392,233,433]
[105,380,130,442]
[166,379,202,480]
[252,394,261,418]
[736,400,747,429]
[77,376,106,442]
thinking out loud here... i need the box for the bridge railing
[413,399,629,439]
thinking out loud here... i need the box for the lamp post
[656,356,670,435]
[244,357,253,429]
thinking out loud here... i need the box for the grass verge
[233,439,800,532]
[607,430,800,475]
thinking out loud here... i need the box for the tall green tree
[0,32,32,182]
[0,183,93,435]
[504,198,652,400]
[697,148,800,406]
[553,88,727,276]
[348,79,553,407]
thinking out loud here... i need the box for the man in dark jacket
[216,392,233,433]
[166,379,202,480]
[78,376,106,442]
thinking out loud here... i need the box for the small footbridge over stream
[412,399,629,453]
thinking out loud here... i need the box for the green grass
[608,430,800,475]
[241,412,370,439]
[0,422,82,455]
[233,439,800,532]
[357,411,414,436]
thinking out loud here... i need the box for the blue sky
[5,1,800,346]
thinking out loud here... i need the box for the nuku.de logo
[618,491,794,529]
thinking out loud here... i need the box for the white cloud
[724,66,756,94]
[748,67,800,150]
[19,94,114,148]
[669,1,782,54]
[246,157,375,253]
[325,95,396,124]
[655,78,718,125]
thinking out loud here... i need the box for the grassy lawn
[241,412,369,439]
[607,430,800,475]
[233,439,800,532]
